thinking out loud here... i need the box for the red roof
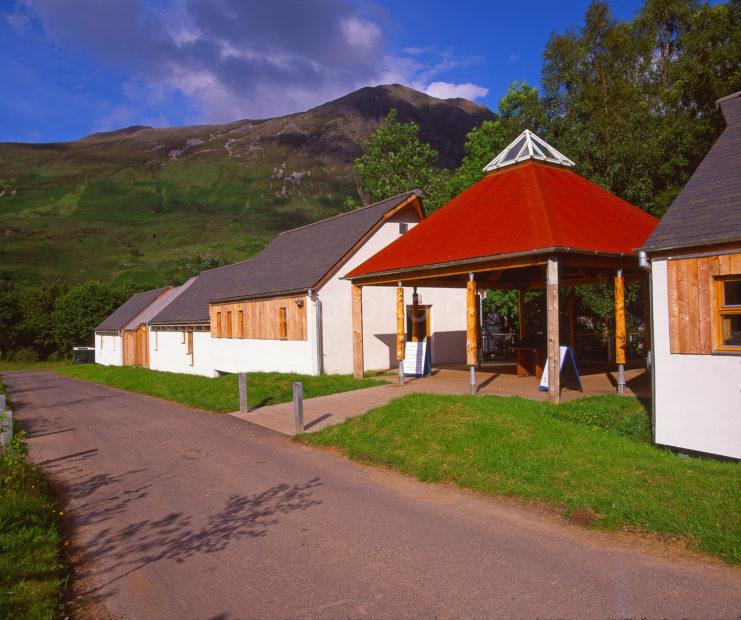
[348,161,659,277]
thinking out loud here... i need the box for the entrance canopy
[346,131,659,402]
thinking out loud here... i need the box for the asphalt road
[6,371,740,619]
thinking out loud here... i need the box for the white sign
[539,345,583,392]
[403,341,429,377]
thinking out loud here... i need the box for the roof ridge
[277,190,419,236]
[200,257,255,274]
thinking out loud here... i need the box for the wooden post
[547,258,560,404]
[352,284,364,380]
[396,283,405,384]
[293,382,304,434]
[466,274,477,394]
[568,286,576,352]
[615,269,626,395]
[238,372,248,413]
[518,288,526,340]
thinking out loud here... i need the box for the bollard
[469,365,476,395]
[238,372,249,413]
[293,382,304,434]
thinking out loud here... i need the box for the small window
[279,307,288,340]
[215,312,222,338]
[226,311,233,338]
[154,331,158,351]
[100,334,103,349]
[237,310,244,338]
[399,222,409,234]
[186,331,194,365]
[715,277,741,351]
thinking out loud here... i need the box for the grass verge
[0,377,66,619]
[298,393,740,564]
[53,364,385,412]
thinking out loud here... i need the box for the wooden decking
[230,363,650,436]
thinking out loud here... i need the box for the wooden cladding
[210,295,307,341]
[667,252,741,354]
[123,326,149,367]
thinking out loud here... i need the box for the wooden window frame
[714,275,741,353]
[237,310,244,338]
[279,306,288,340]
[186,331,194,366]
[215,312,222,338]
[226,310,233,338]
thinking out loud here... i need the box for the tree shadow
[21,414,76,438]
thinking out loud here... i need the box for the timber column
[546,258,560,403]
[466,274,477,394]
[352,284,364,379]
[615,269,626,394]
[396,282,406,384]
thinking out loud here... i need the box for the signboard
[539,345,583,392]
[403,341,431,378]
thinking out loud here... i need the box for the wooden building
[641,91,741,459]
[346,130,658,403]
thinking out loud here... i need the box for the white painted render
[148,330,217,378]
[94,332,123,366]
[319,209,466,374]
[651,258,741,459]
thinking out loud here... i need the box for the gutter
[639,235,741,256]
[211,287,309,304]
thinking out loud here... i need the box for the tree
[353,110,446,213]
[52,282,138,354]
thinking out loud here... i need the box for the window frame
[278,306,288,340]
[237,310,244,338]
[215,311,222,338]
[713,276,741,353]
[226,310,233,338]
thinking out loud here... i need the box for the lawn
[299,393,741,564]
[53,364,385,412]
[0,378,66,619]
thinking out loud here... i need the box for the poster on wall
[539,345,583,392]
[403,341,431,378]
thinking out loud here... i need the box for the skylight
[483,129,575,172]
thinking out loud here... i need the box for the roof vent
[483,129,575,172]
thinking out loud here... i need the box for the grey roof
[642,91,741,252]
[95,287,170,331]
[150,191,421,323]
[121,278,197,330]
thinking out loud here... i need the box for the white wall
[652,259,741,459]
[319,210,467,375]
[148,330,216,377]
[95,332,123,366]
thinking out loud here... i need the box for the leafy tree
[353,110,447,213]
[52,282,138,354]
[15,284,67,359]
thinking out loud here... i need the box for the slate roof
[95,287,170,331]
[347,161,658,278]
[121,278,197,330]
[642,91,741,252]
[149,189,421,324]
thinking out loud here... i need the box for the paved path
[238,365,649,436]
[6,371,740,619]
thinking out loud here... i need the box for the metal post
[293,382,304,433]
[238,372,248,413]
[469,365,476,395]
[398,362,404,384]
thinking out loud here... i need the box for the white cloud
[424,81,489,101]
[341,16,381,51]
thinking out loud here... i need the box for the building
[345,130,658,401]
[146,191,466,377]
[641,91,741,459]
[94,287,171,366]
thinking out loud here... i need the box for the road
[5,371,740,618]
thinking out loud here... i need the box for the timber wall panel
[209,295,307,341]
[667,252,741,354]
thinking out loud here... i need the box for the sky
[0,0,645,143]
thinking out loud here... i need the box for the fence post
[238,372,248,413]
[293,382,304,434]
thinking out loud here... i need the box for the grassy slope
[0,143,353,288]
[0,377,66,619]
[300,393,741,564]
[56,364,384,412]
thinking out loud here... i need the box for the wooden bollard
[238,372,248,413]
[293,382,304,434]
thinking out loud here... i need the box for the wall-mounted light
[294,299,305,308]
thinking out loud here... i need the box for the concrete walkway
[233,364,649,436]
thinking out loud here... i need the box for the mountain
[0,84,494,289]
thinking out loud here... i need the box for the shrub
[12,347,39,363]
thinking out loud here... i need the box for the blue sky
[0,0,644,143]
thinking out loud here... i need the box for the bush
[12,347,39,363]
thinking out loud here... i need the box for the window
[716,277,741,351]
[186,331,194,366]
[237,310,244,338]
[100,334,103,349]
[399,222,409,234]
[215,312,222,337]
[155,331,158,351]
[226,311,233,338]
[279,307,288,340]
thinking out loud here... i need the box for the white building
[147,191,466,377]
[641,91,741,459]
